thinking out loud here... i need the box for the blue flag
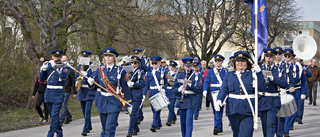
[245,0,268,62]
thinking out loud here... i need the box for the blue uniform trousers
[167,99,177,122]
[179,108,195,137]
[194,94,202,117]
[99,112,120,137]
[284,97,299,133]
[296,99,304,121]
[276,117,285,137]
[137,105,144,121]
[81,100,93,132]
[228,114,253,137]
[151,104,162,128]
[210,101,224,131]
[260,110,278,137]
[46,102,63,137]
[128,100,141,133]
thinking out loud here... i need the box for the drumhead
[280,94,294,104]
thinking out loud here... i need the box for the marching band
[39,46,314,137]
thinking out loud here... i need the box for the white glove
[41,62,48,71]
[143,95,146,100]
[267,75,274,81]
[214,100,223,111]
[161,89,166,92]
[280,89,286,95]
[300,94,306,100]
[253,64,261,73]
[187,83,192,87]
[81,71,87,76]
[127,81,134,88]
[178,85,184,92]
[87,77,95,85]
[203,90,207,98]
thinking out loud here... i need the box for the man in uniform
[203,54,228,135]
[40,50,69,137]
[259,48,288,137]
[165,60,178,126]
[76,50,95,136]
[193,62,203,120]
[173,57,202,137]
[143,56,168,132]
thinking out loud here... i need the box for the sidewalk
[1,95,319,137]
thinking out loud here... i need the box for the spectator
[307,59,320,106]
[32,76,49,124]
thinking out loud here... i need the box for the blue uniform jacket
[129,67,145,100]
[90,65,132,113]
[259,64,288,111]
[143,68,168,98]
[140,56,151,72]
[203,67,228,101]
[173,70,202,109]
[40,61,69,103]
[217,69,266,116]
[76,63,95,101]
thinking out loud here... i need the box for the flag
[245,0,268,62]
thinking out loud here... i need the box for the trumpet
[76,65,84,92]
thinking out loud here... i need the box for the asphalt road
[1,95,319,137]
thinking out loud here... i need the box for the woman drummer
[87,47,132,137]
[215,51,266,137]
[142,55,168,132]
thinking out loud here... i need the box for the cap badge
[56,52,59,54]
[239,54,243,57]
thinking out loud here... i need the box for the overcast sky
[296,0,320,21]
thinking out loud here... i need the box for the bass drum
[277,94,297,117]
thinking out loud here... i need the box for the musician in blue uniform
[203,54,228,135]
[165,60,178,126]
[88,47,132,137]
[193,62,203,120]
[75,50,95,136]
[296,58,312,124]
[283,49,300,137]
[127,56,145,137]
[173,57,202,137]
[216,51,266,137]
[143,55,168,132]
[273,47,294,137]
[133,48,150,123]
[259,48,288,137]
[40,50,69,137]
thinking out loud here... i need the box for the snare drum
[149,92,170,111]
[277,94,297,117]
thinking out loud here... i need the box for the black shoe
[166,121,172,126]
[156,125,162,130]
[133,130,138,135]
[171,120,176,124]
[81,131,87,136]
[228,123,231,126]
[289,127,294,130]
[213,127,219,135]
[65,118,72,124]
[177,110,180,115]
[295,119,298,122]
[137,120,141,125]
[314,103,316,106]
[126,132,133,137]
[135,128,140,133]
[150,126,156,132]
[218,130,223,133]
[194,116,198,120]
[284,133,290,137]
[117,122,119,126]
[298,120,303,124]
[309,103,312,105]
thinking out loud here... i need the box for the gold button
[51,76,53,78]
[240,89,242,91]
[239,93,242,95]
[267,86,268,88]
[50,81,52,82]
[240,86,242,87]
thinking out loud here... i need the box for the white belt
[295,86,301,89]
[210,84,221,87]
[258,92,279,97]
[97,88,112,96]
[229,94,255,99]
[81,84,89,88]
[47,85,64,89]
[167,87,172,89]
[150,86,158,90]
[184,90,196,94]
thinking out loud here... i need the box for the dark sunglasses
[152,62,158,65]
[276,53,282,56]
[265,55,274,57]
[161,62,166,63]
[215,60,222,62]
[284,55,291,58]
[131,62,138,64]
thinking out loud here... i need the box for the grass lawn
[0,94,150,133]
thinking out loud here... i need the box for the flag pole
[254,0,259,129]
